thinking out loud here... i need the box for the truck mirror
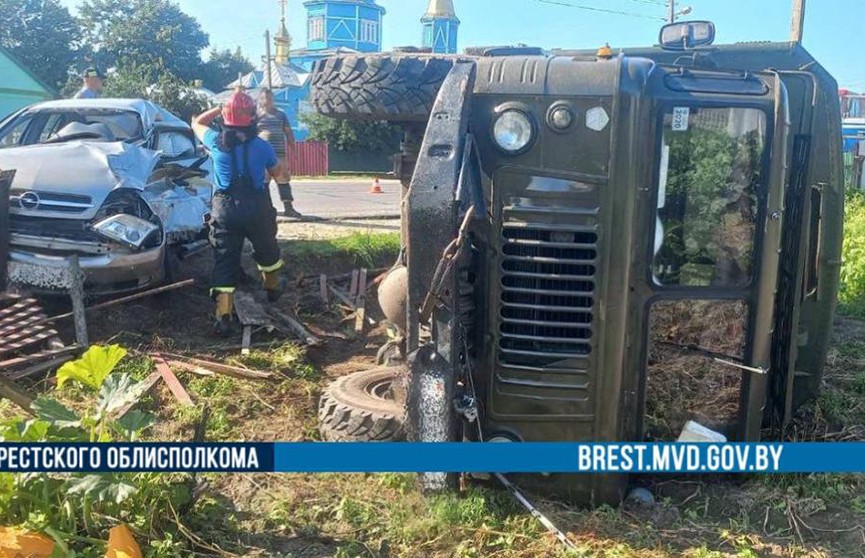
[659,21,715,51]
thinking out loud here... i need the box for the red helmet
[222,90,256,128]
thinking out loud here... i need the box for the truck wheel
[310,55,458,122]
[318,367,406,442]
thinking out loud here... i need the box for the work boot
[278,182,304,220]
[213,292,234,337]
[282,203,304,220]
[262,270,286,303]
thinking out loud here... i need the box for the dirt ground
[3,218,865,558]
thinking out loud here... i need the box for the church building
[223,0,461,140]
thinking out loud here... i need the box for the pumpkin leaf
[0,419,50,442]
[31,398,81,429]
[56,345,127,390]
[66,475,137,504]
[97,374,151,420]
[113,410,154,441]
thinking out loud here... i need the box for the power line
[622,0,668,6]
[530,0,667,21]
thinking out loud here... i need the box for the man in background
[74,67,105,99]
[257,88,304,219]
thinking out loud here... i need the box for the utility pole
[791,0,806,43]
[668,0,675,23]
[265,29,274,90]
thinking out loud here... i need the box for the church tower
[421,0,459,54]
[274,0,292,65]
[303,0,386,53]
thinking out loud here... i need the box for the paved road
[268,178,402,220]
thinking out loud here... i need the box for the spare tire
[318,367,406,442]
[310,55,459,121]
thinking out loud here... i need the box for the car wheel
[318,367,407,442]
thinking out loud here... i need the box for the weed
[283,232,400,268]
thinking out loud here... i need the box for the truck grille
[499,221,597,369]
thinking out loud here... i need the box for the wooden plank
[0,375,35,415]
[355,269,368,334]
[0,346,81,371]
[349,270,360,299]
[328,285,357,309]
[241,326,252,355]
[161,353,274,380]
[29,279,196,329]
[267,309,323,346]
[319,274,329,303]
[166,360,215,377]
[115,371,163,419]
[153,354,194,406]
[5,355,75,381]
[234,291,272,327]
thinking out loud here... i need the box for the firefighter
[192,90,285,335]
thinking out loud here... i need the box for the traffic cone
[369,177,383,194]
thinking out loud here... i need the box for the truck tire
[318,367,406,442]
[310,55,458,121]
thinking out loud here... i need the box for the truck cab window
[653,107,766,287]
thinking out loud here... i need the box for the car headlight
[92,214,159,250]
[493,109,535,154]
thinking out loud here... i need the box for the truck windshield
[653,106,767,288]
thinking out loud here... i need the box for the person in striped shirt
[257,88,303,219]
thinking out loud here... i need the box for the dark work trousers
[209,191,282,292]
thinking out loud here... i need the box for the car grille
[498,218,597,369]
[10,190,94,214]
[9,214,102,243]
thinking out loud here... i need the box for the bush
[841,192,865,304]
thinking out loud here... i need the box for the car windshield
[0,108,144,148]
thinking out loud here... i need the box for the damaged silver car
[0,99,213,294]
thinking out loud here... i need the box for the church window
[309,17,325,41]
[360,19,378,43]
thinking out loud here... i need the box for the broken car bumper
[8,243,166,295]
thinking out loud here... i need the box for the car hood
[1,141,160,221]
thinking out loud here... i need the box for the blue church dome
[303,0,386,53]
[421,0,459,54]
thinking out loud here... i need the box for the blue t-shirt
[203,129,277,192]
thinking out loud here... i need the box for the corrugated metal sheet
[289,141,328,177]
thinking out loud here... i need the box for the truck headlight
[493,109,535,154]
[92,214,159,250]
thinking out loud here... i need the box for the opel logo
[19,192,40,210]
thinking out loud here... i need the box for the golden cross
[278,0,288,20]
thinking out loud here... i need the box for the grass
[282,231,400,269]
[6,225,865,557]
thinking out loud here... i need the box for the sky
[61,0,863,89]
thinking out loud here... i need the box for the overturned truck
[314,23,844,504]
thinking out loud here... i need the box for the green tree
[78,0,209,82]
[201,47,255,92]
[0,0,80,88]
[103,61,210,123]
[303,113,401,153]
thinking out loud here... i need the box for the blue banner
[0,442,864,474]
